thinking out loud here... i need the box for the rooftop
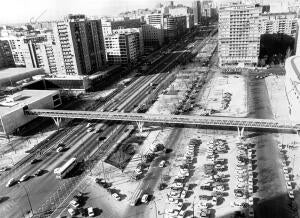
[0,68,45,87]
[0,89,58,116]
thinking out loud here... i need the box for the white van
[159,160,166,168]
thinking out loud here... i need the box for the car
[172,182,184,189]
[141,194,149,203]
[237,183,246,189]
[87,207,94,217]
[286,181,292,190]
[178,210,187,218]
[6,178,16,187]
[34,169,43,177]
[70,200,80,208]
[68,208,76,216]
[159,160,166,168]
[30,158,39,164]
[112,193,121,201]
[249,207,254,217]
[180,190,187,198]
[86,123,93,128]
[289,191,295,199]
[87,127,94,132]
[98,136,106,141]
[19,174,29,182]
[249,197,253,206]
[56,146,64,152]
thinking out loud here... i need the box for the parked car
[70,200,80,208]
[159,160,166,168]
[6,178,16,187]
[87,207,95,217]
[112,193,121,201]
[34,169,43,177]
[68,208,76,216]
[141,194,149,203]
[19,174,29,182]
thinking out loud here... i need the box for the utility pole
[20,184,33,217]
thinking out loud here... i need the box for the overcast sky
[0,0,195,24]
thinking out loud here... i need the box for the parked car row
[279,145,295,200]
[197,139,230,217]
[165,138,200,218]
[232,142,255,218]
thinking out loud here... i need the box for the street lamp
[19,183,33,217]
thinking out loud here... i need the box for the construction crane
[29,9,47,24]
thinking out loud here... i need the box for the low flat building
[0,89,61,134]
[0,67,45,88]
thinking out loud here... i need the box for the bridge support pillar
[237,127,244,139]
[136,121,144,133]
[52,117,62,129]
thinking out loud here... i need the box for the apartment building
[7,36,26,66]
[259,12,297,37]
[169,7,195,29]
[0,39,15,68]
[192,1,202,25]
[104,32,139,65]
[52,14,106,76]
[163,15,187,41]
[142,14,165,52]
[201,0,213,18]
[218,3,262,67]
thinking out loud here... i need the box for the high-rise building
[294,19,300,55]
[7,36,27,66]
[201,0,213,18]
[52,14,106,76]
[104,32,139,65]
[169,7,195,29]
[142,14,165,52]
[192,1,201,25]
[259,12,297,37]
[163,15,187,41]
[0,39,14,68]
[218,2,262,67]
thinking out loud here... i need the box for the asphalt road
[0,32,196,218]
[247,73,293,218]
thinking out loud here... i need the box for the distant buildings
[52,14,106,76]
[0,40,14,68]
[218,2,262,67]
[259,12,297,37]
[201,0,214,18]
[192,1,202,25]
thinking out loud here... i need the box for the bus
[54,157,77,179]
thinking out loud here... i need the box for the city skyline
[0,0,195,24]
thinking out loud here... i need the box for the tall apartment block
[218,3,262,67]
[163,15,187,41]
[201,0,213,18]
[142,14,165,52]
[192,1,202,25]
[169,7,195,29]
[0,39,15,68]
[259,12,297,37]
[52,14,106,76]
[104,32,139,65]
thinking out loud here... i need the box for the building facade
[259,12,297,37]
[0,40,15,68]
[142,14,165,52]
[52,14,106,76]
[192,1,202,25]
[104,32,139,65]
[163,15,187,41]
[218,3,262,67]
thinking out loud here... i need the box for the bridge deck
[27,109,298,131]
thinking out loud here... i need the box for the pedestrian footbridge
[25,109,300,135]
